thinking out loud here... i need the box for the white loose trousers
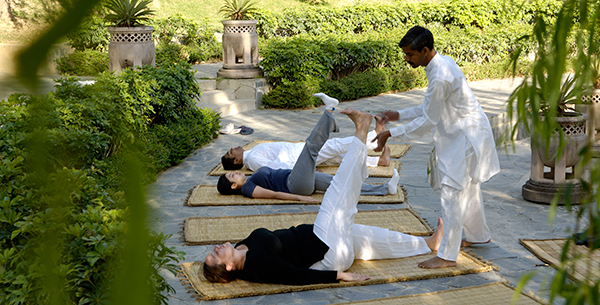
[437,180,491,261]
[310,137,430,271]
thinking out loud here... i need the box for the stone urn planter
[107,26,155,73]
[581,89,600,145]
[217,20,263,79]
[522,112,587,204]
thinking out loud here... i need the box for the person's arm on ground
[251,186,318,202]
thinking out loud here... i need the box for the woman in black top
[204,109,444,285]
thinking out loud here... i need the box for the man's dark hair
[217,174,241,195]
[221,154,243,170]
[399,26,434,52]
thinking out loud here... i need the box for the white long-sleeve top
[243,131,380,171]
[389,53,500,189]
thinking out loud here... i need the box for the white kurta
[388,53,500,261]
[389,54,500,189]
[243,131,380,171]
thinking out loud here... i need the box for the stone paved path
[149,76,582,304]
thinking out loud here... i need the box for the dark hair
[217,174,241,195]
[399,26,434,52]
[221,154,243,170]
[203,261,238,283]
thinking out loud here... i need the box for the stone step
[200,89,236,104]
[197,79,216,92]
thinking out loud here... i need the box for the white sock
[313,93,339,110]
[388,169,399,195]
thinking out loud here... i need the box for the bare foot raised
[424,217,443,251]
[377,144,391,166]
[418,256,456,269]
[340,109,373,142]
[461,239,491,247]
[374,115,387,134]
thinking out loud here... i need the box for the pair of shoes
[240,126,254,135]
[219,123,241,134]
[219,123,234,134]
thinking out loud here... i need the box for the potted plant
[105,0,156,73]
[507,14,589,204]
[216,0,263,78]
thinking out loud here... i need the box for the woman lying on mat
[216,104,400,202]
[204,109,443,285]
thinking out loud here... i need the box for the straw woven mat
[183,208,432,245]
[520,238,600,283]
[341,282,541,305]
[208,160,401,177]
[179,252,492,301]
[243,140,411,158]
[185,185,405,206]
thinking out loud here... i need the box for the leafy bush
[254,0,563,39]
[319,67,427,102]
[0,64,220,304]
[66,14,110,51]
[260,14,538,108]
[151,15,222,64]
[56,49,109,76]
[262,78,320,109]
[156,42,187,66]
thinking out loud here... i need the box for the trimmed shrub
[262,78,321,109]
[56,49,109,76]
[254,0,563,39]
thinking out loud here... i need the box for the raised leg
[287,111,338,195]
[311,109,372,271]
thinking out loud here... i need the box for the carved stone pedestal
[107,26,155,73]
[522,113,587,204]
[217,20,263,79]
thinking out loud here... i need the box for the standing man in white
[372,26,501,269]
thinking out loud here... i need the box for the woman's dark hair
[221,154,243,170]
[217,174,242,195]
[203,261,238,283]
[399,26,434,52]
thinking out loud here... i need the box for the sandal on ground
[239,126,254,135]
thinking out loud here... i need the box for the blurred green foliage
[1,64,220,304]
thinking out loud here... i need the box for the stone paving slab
[148,76,583,304]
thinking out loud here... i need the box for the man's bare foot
[418,256,456,269]
[340,108,372,142]
[377,145,391,166]
[461,239,491,247]
[374,115,387,134]
[424,217,443,251]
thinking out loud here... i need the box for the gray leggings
[286,111,389,196]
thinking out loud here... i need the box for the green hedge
[0,64,220,304]
[260,21,534,108]
[254,0,563,39]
